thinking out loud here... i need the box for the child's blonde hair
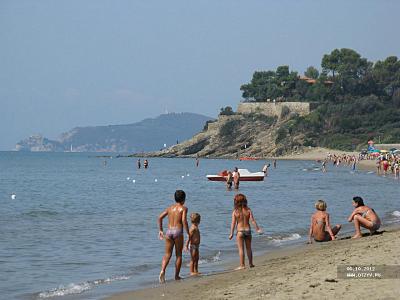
[315,199,327,211]
[191,212,201,224]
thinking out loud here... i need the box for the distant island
[15,113,213,152]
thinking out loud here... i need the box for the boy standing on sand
[185,213,201,275]
[158,190,189,283]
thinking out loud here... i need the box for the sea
[0,152,399,300]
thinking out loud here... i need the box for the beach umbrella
[390,148,397,152]
[371,152,380,157]
[380,150,389,153]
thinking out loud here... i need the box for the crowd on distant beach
[326,151,400,178]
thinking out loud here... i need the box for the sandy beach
[105,148,398,300]
[107,226,399,300]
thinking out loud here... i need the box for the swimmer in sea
[158,190,189,282]
[233,167,240,190]
[226,171,233,190]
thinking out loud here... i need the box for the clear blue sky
[1,0,399,150]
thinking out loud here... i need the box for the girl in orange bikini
[229,194,262,269]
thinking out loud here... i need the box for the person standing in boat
[233,167,240,190]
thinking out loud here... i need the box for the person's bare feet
[352,234,362,239]
[175,275,183,280]
[249,264,255,268]
[235,266,245,270]
[159,271,165,283]
[190,272,200,276]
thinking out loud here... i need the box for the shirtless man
[158,190,189,282]
[308,200,341,243]
[233,167,240,190]
[229,194,262,269]
[348,196,381,239]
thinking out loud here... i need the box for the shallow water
[0,152,399,300]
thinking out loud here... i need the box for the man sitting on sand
[158,190,189,283]
[308,200,341,243]
[348,196,381,239]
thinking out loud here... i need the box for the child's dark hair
[175,190,186,203]
[191,212,201,224]
[234,194,248,209]
[352,196,364,207]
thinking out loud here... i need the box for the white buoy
[186,173,190,177]
[11,193,16,200]
[132,179,136,183]
[181,175,185,179]
[127,177,130,180]
[154,179,158,182]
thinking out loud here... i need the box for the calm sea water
[0,152,399,300]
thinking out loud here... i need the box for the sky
[1,0,399,150]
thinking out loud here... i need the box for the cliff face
[149,113,307,158]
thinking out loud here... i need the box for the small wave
[23,210,59,218]
[198,251,221,265]
[37,275,130,298]
[38,283,91,298]
[186,251,221,267]
[392,211,400,217]
[271,233,301,245]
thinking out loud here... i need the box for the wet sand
[106,227,400,300]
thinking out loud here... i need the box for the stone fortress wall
[237,102,311,117]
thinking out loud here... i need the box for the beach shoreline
[106,224,400,300]
[272,147,376,172]
[103,151,396,300]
